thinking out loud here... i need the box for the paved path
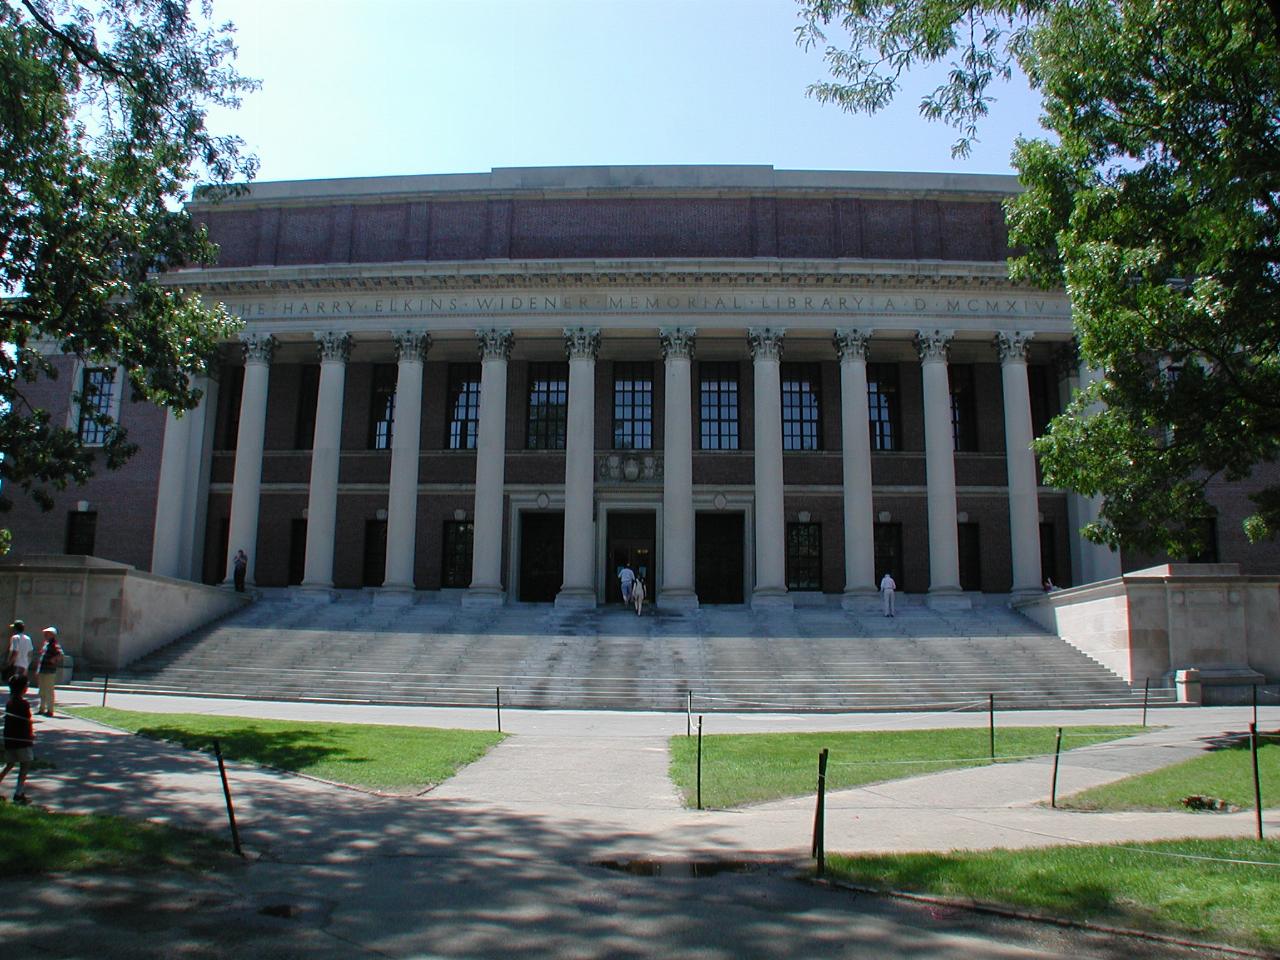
[4,692,1275,959]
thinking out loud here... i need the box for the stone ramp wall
[1016,563,1280,703]
[0,556,249,673]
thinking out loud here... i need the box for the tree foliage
[0,0,255,551]
[799,0,1280,556]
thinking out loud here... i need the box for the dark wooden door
[695,512,744,604]
[519,512,564,602]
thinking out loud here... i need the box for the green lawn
[0,803,228,874]
[826,838,1280,951]
[668,726,1143,808]
[1059,731,1279,811]
[74,707,504,791]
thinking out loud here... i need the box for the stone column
[151,389,197,578]
[381,330,431,597]
[660,327,697,610]
[916,329,965,604]
[835,330,877,602]
[300,331,352,593]
[224,333,274,587]
[1075,356,1123,582]
[749,327,791,608]
[556,326,600,608]
[464,328,512,606]
[997,331,1043,598]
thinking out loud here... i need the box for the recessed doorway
[519,512,564,602]
[695,511,744,604]
[606,511,656,604]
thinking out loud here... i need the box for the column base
[554,588,597,609]
[294,585,337,603]
[750,588,794,610]
[462,587,506,608]
[657,589,699,612]
[373,587,417,607]
[925,589,972,611]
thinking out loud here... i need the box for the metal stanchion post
[495,686,502,733]
[102,674,109,708]
[213,739,243,857]
[812,748,829,877]
[1050,727,1063,808]
[988,694,995,761]
[687,690,692,737]
[1251,723,1264,840]
[1142,677,1150,727]
[696,715,703,811]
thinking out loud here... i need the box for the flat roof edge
[194,165,1021,205]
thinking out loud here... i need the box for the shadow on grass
[131,724,368,775]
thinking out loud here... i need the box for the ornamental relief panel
[597,452,664,485]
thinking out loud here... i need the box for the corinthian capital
[659,327,697,360]
[564,326,601,360]
[995,331,1033,365]
[834,329,870,362]
[748,327,785,362]
[315,331,352,363]
[476,328,513,361]
[240,333,276,365]
[914,329,953,363]
[394,329,432,363]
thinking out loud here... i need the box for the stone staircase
[73,591,1175,712]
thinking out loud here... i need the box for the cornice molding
[161,258,1034,296]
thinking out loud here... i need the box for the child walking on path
[0,676,34,804]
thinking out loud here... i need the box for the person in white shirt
[618,563,636,606]
[7,620,33,678]
[879,573,897,617]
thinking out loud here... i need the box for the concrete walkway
[7,692,1276,959]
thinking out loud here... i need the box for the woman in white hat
[35,626,63,718]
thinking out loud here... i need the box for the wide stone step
[85,596,1169,712]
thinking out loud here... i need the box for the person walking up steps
[618,562,636,607]
[0,676,34,804]
[879,571,897,617]
[631,578,646,616]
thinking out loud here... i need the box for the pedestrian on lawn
[0,675,34,805]
[35,627,63,718]
[6,620,32,680]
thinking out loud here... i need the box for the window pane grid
[448,363,482,450]
[781,363,821,451]
[612,362,653,450]
[526,362,568,450]
[867,363,899,452]
[77,368,115,444]
[786,522,822,590]
[950,364,977,452]
[369,364,397,451]
[699,362,739,450]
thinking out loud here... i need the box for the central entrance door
[606,511,656,604]
[695,511,745,604]
[519,512,564,602]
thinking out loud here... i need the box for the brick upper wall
[198,196,1011,268]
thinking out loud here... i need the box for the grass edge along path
[825,838,1280,953]
[71,707,505,791]
[1059,730,1279,812]
[668,726,1146,809]
[0,802,230,875]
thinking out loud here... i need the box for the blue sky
[207,0,1045,184]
